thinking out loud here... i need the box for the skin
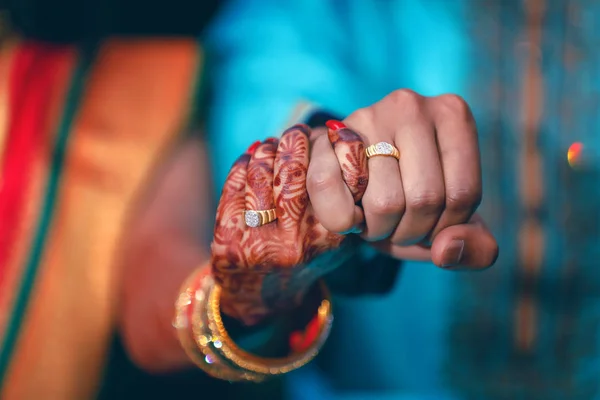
[307,90,499,269]
[212,124,367,325]
[120,138,211,372]
[119,125,366,370]
[119,90,499,373]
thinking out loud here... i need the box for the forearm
[119,138,212,372]
[120,234,208,372]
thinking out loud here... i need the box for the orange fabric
[0,43,75,329]
[1,39,201,400]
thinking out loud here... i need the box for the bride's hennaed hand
[210,124,366,326]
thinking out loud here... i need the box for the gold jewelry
[244,208,277,228]
[175,267,333,381]
[365,142,400,160]
[174,268,265,382]
[191,274,266,382]
[207,280,333,376]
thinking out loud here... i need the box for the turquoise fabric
[206,1,600,398]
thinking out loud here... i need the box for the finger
[243,139,279,265]
[307,128,363,234]
[325,120,369,202]
[245,138,278,211]
[212,145,253,272]
[345,109,405,241]
[370,241,431,261]
[274,125,311,234]
[430,214,499,270]
[390,116,445,245]
[428,94,482,239]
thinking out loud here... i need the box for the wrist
[120,231,209,373]
[218,268,321,326]
[218,240,359,325]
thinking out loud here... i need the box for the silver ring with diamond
[365,142,400,160]
[244,209,277,228]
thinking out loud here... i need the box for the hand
[211,125,367,325]
[306,90,498,270]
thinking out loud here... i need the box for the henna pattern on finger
[245,141,278,211]
[274,125,311,235]
[327,122,368,202]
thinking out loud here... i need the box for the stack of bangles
[173,267,333,382]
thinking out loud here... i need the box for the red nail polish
[325,120,347,132]
[246,140,261,155]
[265,137,278,143]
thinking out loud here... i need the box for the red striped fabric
[0,43,71,293]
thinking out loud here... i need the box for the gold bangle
[174,268,263,382]
[191,274,266,382]
[176,267,333,380]
[207,280,333,376]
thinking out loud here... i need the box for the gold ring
[365,142,400,160]
[244,208,277,227]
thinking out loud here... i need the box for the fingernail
[265,137,278,143]
[442,239,465,268]
[246,140,261,155]
[325,120,347,132]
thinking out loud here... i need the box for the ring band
[365,142,400,160]
[244,209,277,227]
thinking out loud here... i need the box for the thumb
[430,214,499,270]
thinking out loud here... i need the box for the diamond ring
[244,208,277,228]
[365,142,400,160]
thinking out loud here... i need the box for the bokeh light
[567,142,583,167]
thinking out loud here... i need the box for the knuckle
[407,191,445,214]
[256,142,277,157]
[387,89,423,114]
[434,94,472,120]
[445,187,482,212]
[307,169,339,194]
[365,193,405,216]
[346,107,374,126]
[279,126,310,153]
[278,161,307,179]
